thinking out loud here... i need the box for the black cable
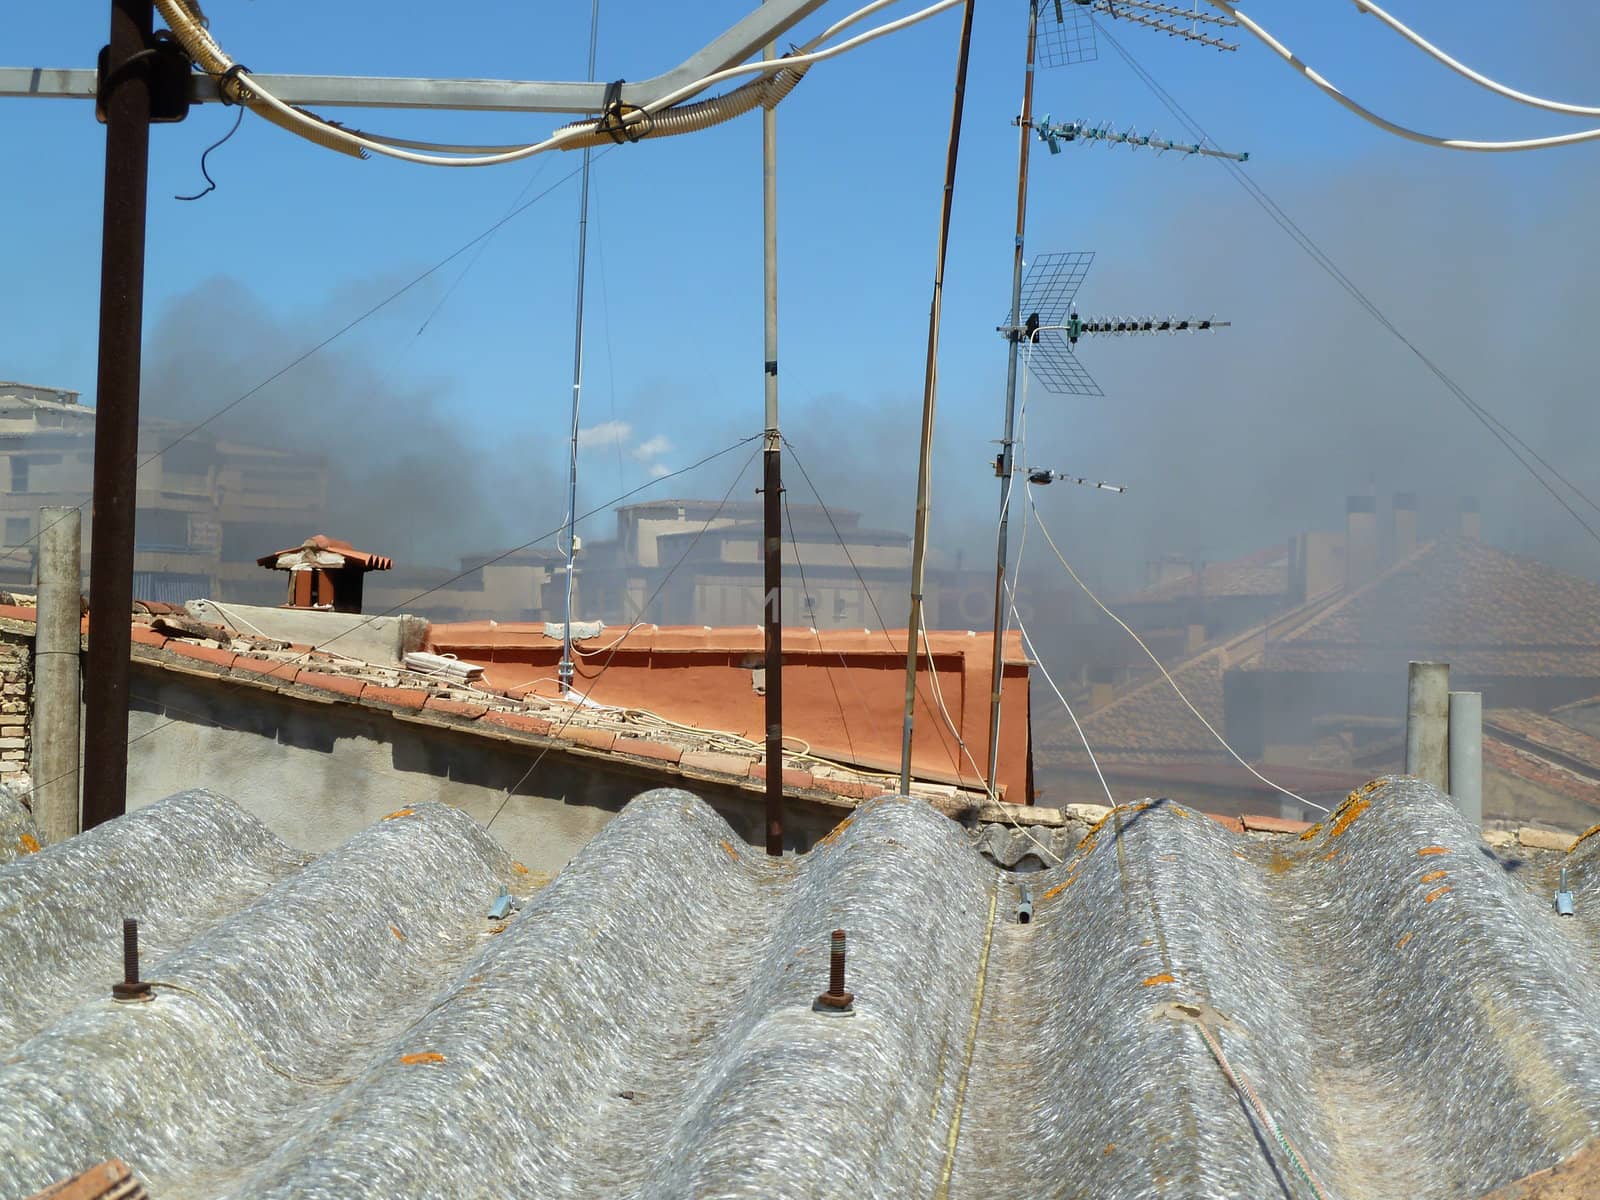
[1093,18,1600,548]
[175,104,244,202]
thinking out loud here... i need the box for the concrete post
[1449,691,1483,828]
[32,506,81,844]
[1405,661,1450,791]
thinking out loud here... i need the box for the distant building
[0,381,327,603]
[1039,495,1600,828]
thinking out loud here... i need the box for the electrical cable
[1094,18,1600,546]
[174,103,244,201]
[155,0,963,168]
[9,437,764,823]
[1202,0,1600,151]
[483,445,759,832]
[1025,488,1330,814]
[0,149,608,579]
[1346,0,1600,118]
[1010,342,1116,810]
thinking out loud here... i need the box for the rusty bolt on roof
[111,916,152,1003]
[812,928,856,1017]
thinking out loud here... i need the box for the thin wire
[1012,341,1116,809]
[0,149,611,578]
[781,436,1062,861]
[1027,489,1329,814]
[1095,18,1600,546]
[781,491,865,766]
[483,447,759,832]
[11,438,762,820]
[174,104,244,201]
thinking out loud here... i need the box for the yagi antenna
[996,252,1229,397]
[1033,116,1249,161]
[1038,0,1241,68]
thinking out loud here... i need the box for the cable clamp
[217,63,252,107]
[596,79,651,144]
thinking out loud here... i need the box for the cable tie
[217,63,251,107]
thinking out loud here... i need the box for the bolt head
[111,981,152,1003]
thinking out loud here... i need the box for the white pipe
[1204,0,1600,152]
[1349,0,1600,117]
[155,0,963,168]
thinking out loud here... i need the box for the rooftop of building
[1257,536,1600,676]
[4,775,1598,1198]
[1119,543,1291,606]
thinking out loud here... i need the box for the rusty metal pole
[760,13,784,855]
[83,0,154,829]
[986,0,1041,799]
[899,0,976,798]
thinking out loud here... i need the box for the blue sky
[5,1,1600,584]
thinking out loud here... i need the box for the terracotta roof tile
[480,710,554,737]
[167,642,237,671]
[614,737,685,766]
[230,657,301,686]
[751,763,815,790]
[681,750,758,778]
[423,697,490,721]
[296,671,367,701]
[1241,814,1314,835]
[1262,537,1600,676]
[362,686,429,712]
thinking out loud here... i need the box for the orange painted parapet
[424,623,1034,802]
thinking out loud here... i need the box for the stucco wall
[125,663,845,872]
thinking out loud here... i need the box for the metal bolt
[813,928,855,1016]
[111,916,152,1002]
[1557,868,1576,917]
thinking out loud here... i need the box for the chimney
[1458,496,1481,541]
[1392,492,1418,563]
[1345,495,1378,588]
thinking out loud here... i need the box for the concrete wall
[125,663,847,873]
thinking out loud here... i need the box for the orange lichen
[511,861,530,875]
[399,1052,445,1065]
[381,807,415,821]
[16,833,39,855]
[1418,846,1450,856]
[1397,932,1414,950]
[1141,972,1175,987]
[1041,875,1077,902]
[817,814,855,848]
[1323,849,1339,862]
[1170,806,1191,820]
[389,924,405,941]
[1420,870,1448,884]
[1267,850,1297,876]
[1570,823,1600,854]
[719,840,740,862]
[1299,824,1324,842]
[1104,1143,1116,1156]
[1327,793,1371,839]
[1424,886,1451,904]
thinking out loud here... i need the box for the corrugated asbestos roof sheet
[5,777,1600,1197]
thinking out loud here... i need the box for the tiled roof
[1258,537,1600,676]
[1120,544,1290,605]
[1036,647,1232,765]
[1484,739,1600,814]
[6,777,1600,1198]
[1487,709,1600,777]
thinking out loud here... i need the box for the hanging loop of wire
[175,103,245,202]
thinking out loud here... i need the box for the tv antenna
[980,0,1240,797]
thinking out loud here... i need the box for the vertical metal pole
[560,0,601,694]
[33,507,82,845]
[83,0,153,829]
[761,19,784,855]
[900,0,976,797]
[1405,661,1450,791]
[986,1,1040,798]
[1448,690,1482,828]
